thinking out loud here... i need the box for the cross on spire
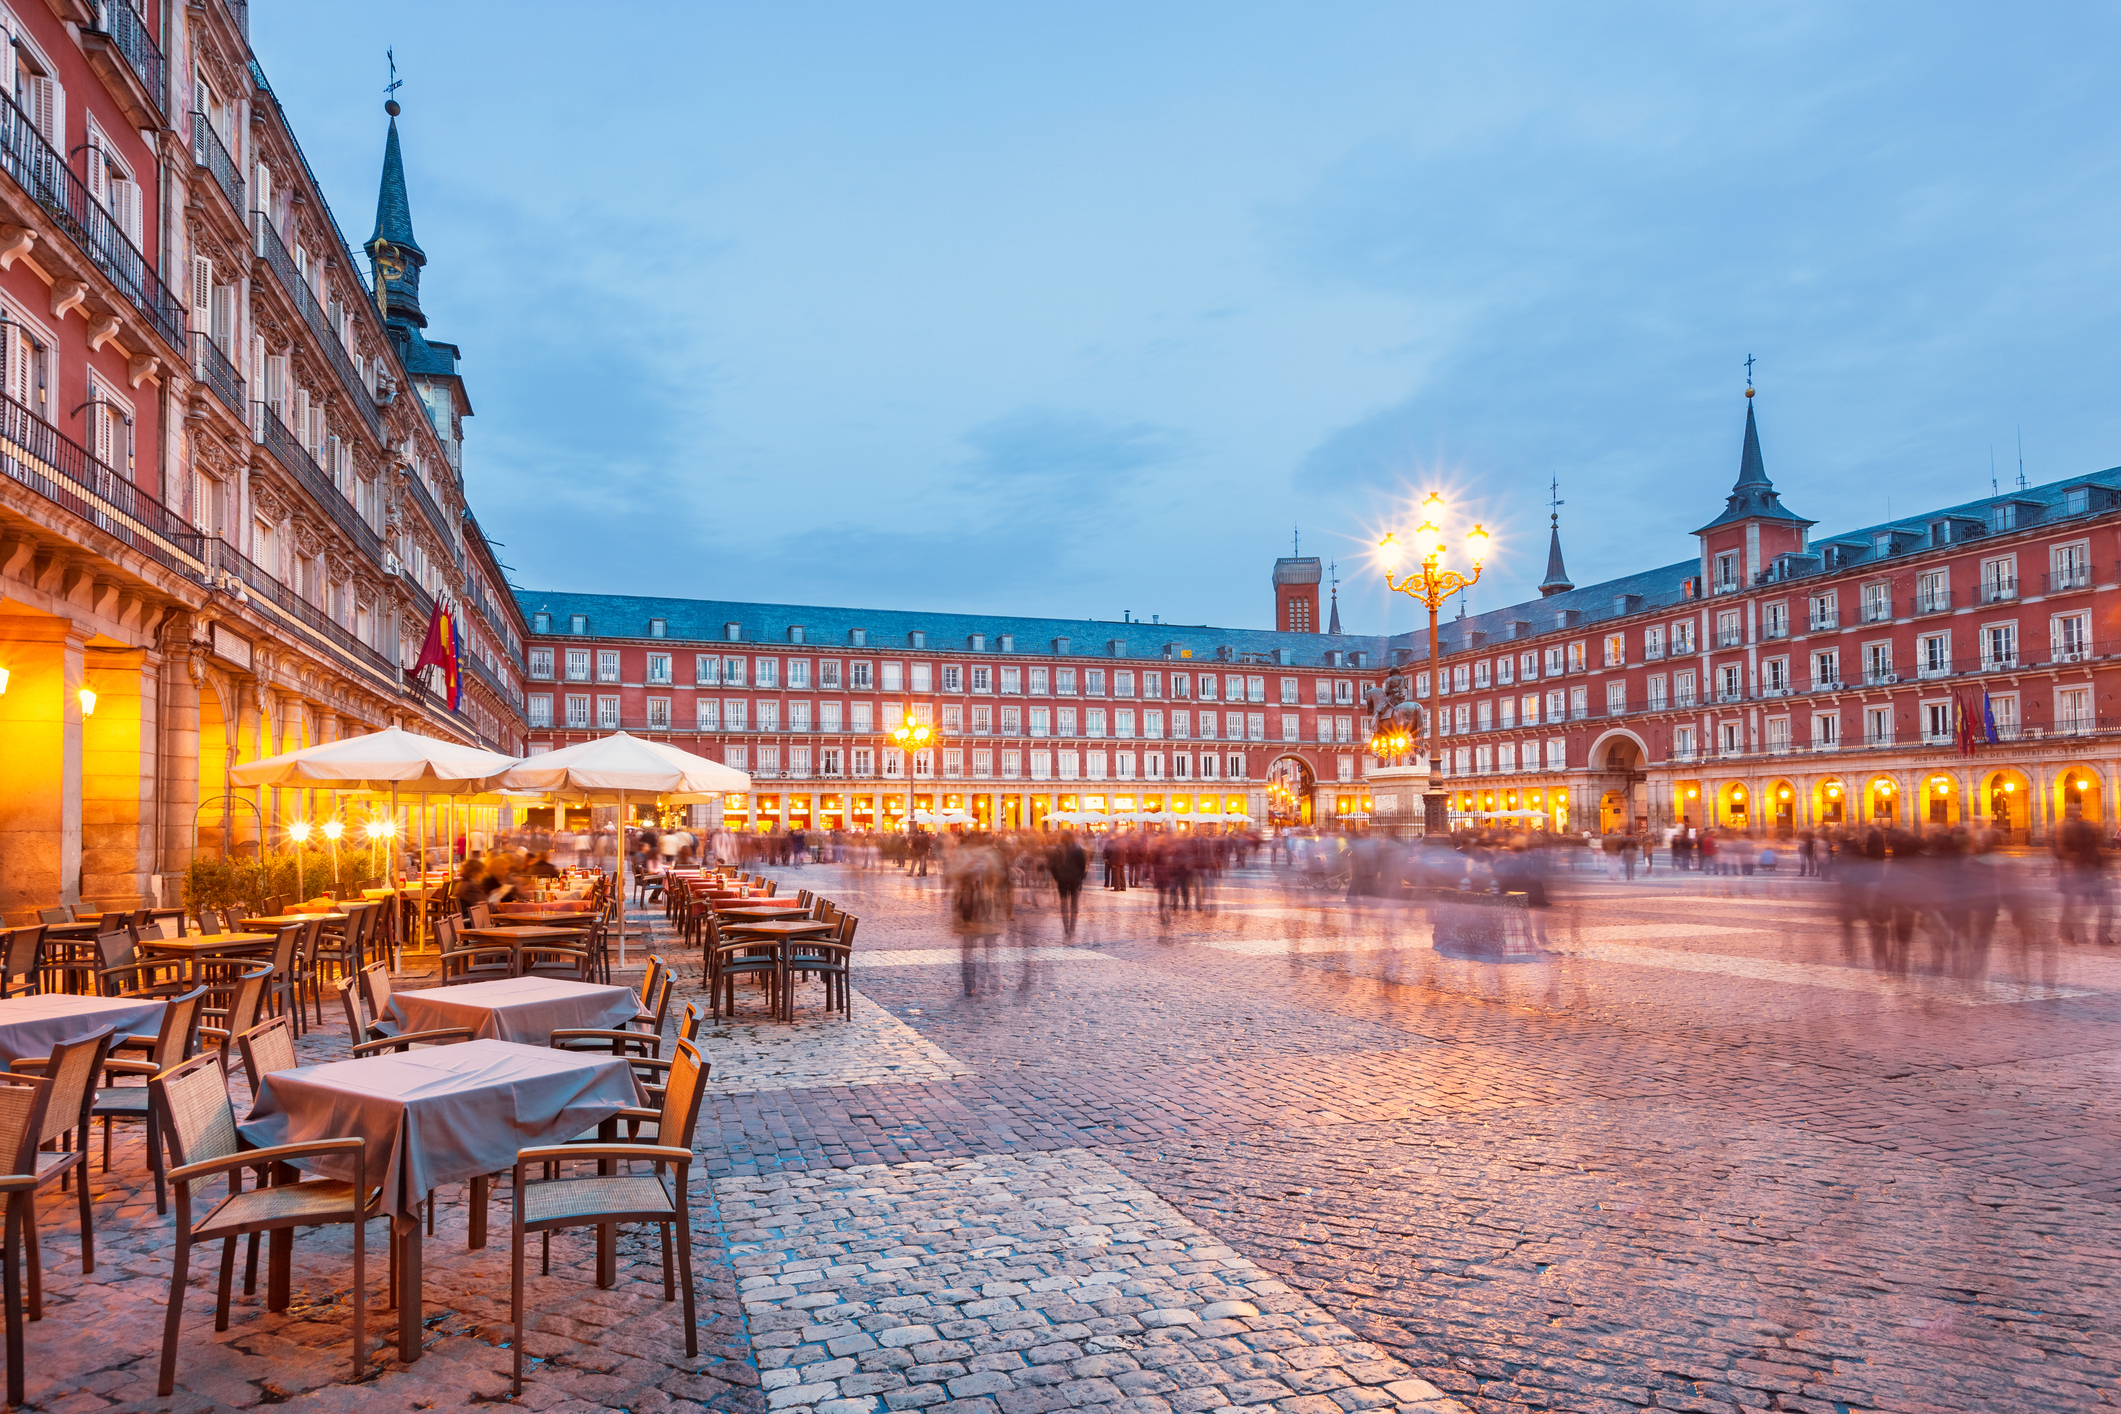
[1548,475,1563,531]
[1744,353,1756,388]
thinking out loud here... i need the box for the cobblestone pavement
[7,869,2120,1411]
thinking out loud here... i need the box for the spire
[1327,561,1342,634]
[1538,475,1573,597]
[366,100,427,330]
[1694,388,1815,533]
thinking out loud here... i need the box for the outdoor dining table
[0,992,167,1063]
[390,976,637,1046]
[487,908,599,925]
[716,904,815,922]
[241,912,348,929]
[240,1038,644,1361]
[141,932,277,982]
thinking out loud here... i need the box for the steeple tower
[1693,388,1814,533]
[366,99,427,331]
[1327,561,1342,634]
[1538,475,1573,597]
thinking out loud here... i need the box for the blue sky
[257,3,2121,639]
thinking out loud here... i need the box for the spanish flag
[410,601,462,711]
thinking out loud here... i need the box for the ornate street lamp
[888,712,940,832]
[1377,494,1491,837]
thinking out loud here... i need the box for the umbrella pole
[616,790,627,968]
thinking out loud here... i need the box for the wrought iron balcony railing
[0,389,201,576]
[190,332,243,418]
[189,112,243,217]
[88,0,165,121]
[258,404,383,563]
[402,467,458,561]
[0,89,185,352]
[253,211,383,439]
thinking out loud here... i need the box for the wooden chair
[0,927,42,999]
[35,908,68,926]
[254,924,303,1038]
[511,1038,706,1394]
[785,914,856,1021]
[234,1017,298,1102]
[193,911,223,938]
[518,945,594,984]
[199,965,275,1057]
[710,936,782,1023]
[4,1025,115,1300]
[91,984,208,1215]
[437,917,512,986]
[335,977,472,1056]
[0,1077,53,1403]
[149,1051,378,1395]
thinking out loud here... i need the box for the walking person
[1049,830,1087,938]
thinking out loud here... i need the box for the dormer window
[568,614,587,635]
[648,618,666,638]
[533,613,550,634]
[2066,487,2092,516]
[1992,503,2017,532]
[788,625,806,644]
[724,622,742,642]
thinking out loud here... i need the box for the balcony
[253,212,384,439]
[1811,678,1843,692]
[1915,661,1953,681]
[1809,614,1839,632]
[1715,630,1744,648]
[1914,589,1953,616]
[80,0,165,128]
[1762,621,1789,640]
[1862,670,1899,686]
[1715,691,1746,704]
[1979,578,2018,604]
[190,332,244,419]
[0,90,185,353]
[259,405,383,563]
[2044,563,2095,594]
[0,389,201,578]
[1980,654,2018,672]
[402,467,459,561]
[1860,599,1895,625]
[1864,731,1895,747]
[189,113,244,220]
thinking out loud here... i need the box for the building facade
[0,1,525,917]
[513,592,1393,834]
[1379,394,2121,842]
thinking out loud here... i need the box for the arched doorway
[1592,733,1647,835]
[1865,775,1899,824]
[2056,765,2104,826]
[1766,779,1796,837]
[1716,780,1751,831]
[1983,768,2029,841]
[1266,755,1315,827]
[1815,777,1848,827]
[1918,771,1961,826]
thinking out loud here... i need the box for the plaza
[0,862,2106,1411]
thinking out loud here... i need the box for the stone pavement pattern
[721,1148,1464,1414]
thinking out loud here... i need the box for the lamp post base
[1423,790,1449,837]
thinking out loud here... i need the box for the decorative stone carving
[50,280,87,321]
[128,354,160,388]
[85,314,121,351]
[0,224,35,270]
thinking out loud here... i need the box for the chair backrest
[835,913,859,948]
[222,965,274,1042]
[235,1017,298,1096]
[155,986,210,1066]
[468,902,491,930]
[676,1001,703,1045]
[37,907,69,925]
[2,926,44,990]
[435,915,462,954]
[0,1075,53,1177]
[637,955,665,1011]
[194,911,222,937]
[269,924,301,977]
[93,929,137,995]
[760,879,778,897]
[219,907,246,935]
[796,890,814,908]
[36,1024,115,1145]
[149,1052,241,1174]
[647,969,676,1033]
[523,946,593,983]
[359,961,393,1021]
[337,975,374,1037]
[656,1039,710,1154]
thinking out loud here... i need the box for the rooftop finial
[1744,352,1756,397]
[384,47,402,116]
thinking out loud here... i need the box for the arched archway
[1716,780,1752,831]
[1591,730,1649,834]
[1765,779,1797,837]
[1266,755,1315,827]
[2055,764,2104,826]
[1814,776,1849,828]
[1983,767,2030,841]
[1864,774,1901,825]
[1917,770,1962,827]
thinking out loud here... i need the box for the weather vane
[1744,353,1756,390]
[1548,475,1563,531]
[385,48,403,108]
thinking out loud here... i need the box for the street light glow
[287,820,312,843]
[321,820,344,841]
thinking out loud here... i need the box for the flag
[1953,695,1973,756]
[1981,690,1998,745]
[409,601,462,711]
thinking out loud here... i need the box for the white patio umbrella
[498,732,751,964]
[230,728,518,896]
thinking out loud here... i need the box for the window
[1763,602,1788,639]
[1471,662,1490,690]
[1716,610,1742,648]
[647,697,671,729]
[942,665,962,692]
[1720,721,1743,755]
[1497,657,1514,685]
[565,694,590,728]
[1812,713,1838,748]
[1086,751,1107,781]
[1059,707,1078,735]
[1228,753,1248,779]
[2053,611,2092,662]
[1545,739,1566,770]
[646,653,671,684]
[1568,686,1587,719]
[648,618,666,637]
[821,702,843,732]
[1672,725,1696,760]
[1452,666,1469,693]
[791,702,813,732]
[881,663,903,691]
[1606,681,1627,715]
[596,696,620,729]
[1864,642,1893,683]
[1146,710,1165,739]
[757,701,781,732]
[1500,698,1516,728]
[2059,686,2093,733]
[1499,743,1517,772]
[695,655,721,685]
[592,650,619,683]
[913,749,934,778]
[1923,701,1953,743]
[850,661,873,689]
[1247,712,1266,741]
[948,749,969,778]
[726,701,747,730]
[1059,751,1080,780]
[1865,706,1892,746]
[528,694,552,728]
[1452,704,1469,734]
[697,700,721,731]
[1520,651,1539,679]
[1031,750,1053,780]
[1766,716,1791,753]
[1861,583,1892,624]
[564,649,590,682]
[569,614,588,635]
[1115,672,1135,697]
[1315,678,1333,706]
[820,660,842,689]
[1980,557,2017,604]
[1521,693,1540,725]
[1059,668,1078,694]
[971,705,992,734]
[1713,551,1740,592]
[1915,570,1949,616]
[1567,642,1587,672]
[1089,671,1108,695]
[757,659,780,689]
[820,748,843,776]
[1719,664,1742,701]
[971,666,991,692]
[1812,649,1840,688]
[851,702,873,731]
[1918,634,1950,678]
[1647,675,1667,711]
[1029,708,1049,736]
[1672,621,1696,653]
[1280,678,1298,705]
[1989,693,2019,739]
[528,647,553,680]
[1247,676,1265,703]
[1545,688,1566,721]
[1170,710,1189,738]
[1604,634,1625,667]
[788,660,810,689]
[1002,750,1021,779]
[1764,657,1789,693]
[2052,540,2092,591]
[1115,709,1135,738]
[1674,671,1696,708]
[1196,674,1215,701]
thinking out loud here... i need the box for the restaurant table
[241,913,348,929]
[0,992,167,1063]
[141,932,277,982]
[390,977,637,1046]
[716,904,815,923]
[240,1038,644,1361]
[486,908,598,926]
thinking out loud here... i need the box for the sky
[255,2,2121,641]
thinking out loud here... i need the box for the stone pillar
[0,615,86,919]
[234,683,264,857]
[158,616,200,880]
[81,645,160,909]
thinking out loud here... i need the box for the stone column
[234,683,264,856]
[0,615,85,918]
[157,615,200,881]
[80,644,158,909]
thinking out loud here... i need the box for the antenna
[1990,446,1997,495]
[2017,427,2027,491]
[1292,525,1299,558]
